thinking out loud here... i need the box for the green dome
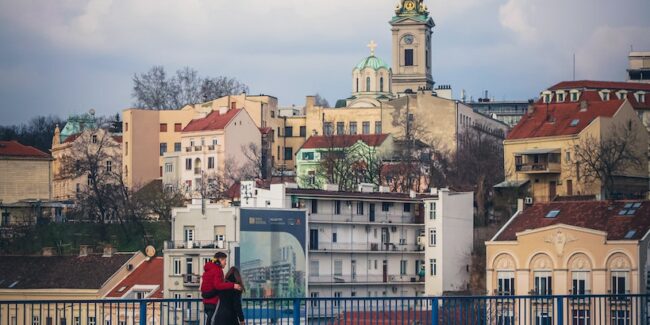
[354,55,390,71]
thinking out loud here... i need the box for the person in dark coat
[214,266,246,325]
[200,252,241,325]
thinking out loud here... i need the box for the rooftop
[0,140,51,159]
[493,200,650,241]
[354,55,390,71]
[106,257,163,298]
[300,134,390,150]
[182,109,242,132]
[548,80,650,92]
[287,188,437,202]
[0,253,136,290]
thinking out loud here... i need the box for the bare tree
[314,93,330,108]
[132,66,249,110]
[134,181,185,222]
[0,115,65,152]
[240,143,266,180]
[572,121,646,199]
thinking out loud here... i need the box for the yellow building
[486,200,650,323]
[503,89,648,202]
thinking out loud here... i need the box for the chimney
[102,244,115,257]
[79,245,90,257]
[580,100,588,111]
[42,247,55,257]
[517,199,524,213]
[409,190,417,199]
[306,96,316,108]
[378,186,390,193]
[323,184,339,192]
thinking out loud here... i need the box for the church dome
[354,55,390,71]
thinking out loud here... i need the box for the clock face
[404,35,414,45]
[404,0,416,11]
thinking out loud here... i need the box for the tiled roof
[106,257,163,298]
[549,80,650,92]
[0,140,50,159]
[183,109,241,132]
[506,93,623,140]
[259,127,273,135]
[301,134,390,150]
[0,253,135,289]
[494,201,650,241]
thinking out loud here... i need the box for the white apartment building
[240,181,474,297]
[163,200,239,299]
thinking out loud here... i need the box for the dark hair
[225,266,245,293]
[213,252,228,266]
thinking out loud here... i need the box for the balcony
[194,146,203,151]
[515,162,561,174]
[208,145,215,151]
[183,274,200,287]
[309,214,420,225]
[308,274,423,284]
[185,147,192,152]
[194,167,201,175]
[164,240,226,250]
[514,149,561,174]
[310,242,422,253]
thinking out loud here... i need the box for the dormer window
[635,92,646,103]
[570,90,580,102]
[542,91,552,103]
[599,90,611,101]
[556,92,565,102]
[617,91,628,100]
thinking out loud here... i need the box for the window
[362,121,370,134]
[600,91,610,101]
[618,202,642,216]
[617,92,627,100]
[311,199,318,213]
[429,228,436,246]
[380,77,384,92]
[310,260,319,276]
[284,147,293,161]
[300,126,306,137]
[400,260,407,275]
[430,258,436,276]
[324,122,333,135]
[534,271,552,295]
[375,121,382,134]
[572,310,590,325]
[557,92,565,102]
[624,230,636,239]
[635,92,646,103]
[174,123,182,132]
[611,310,630,325]
[429,202,436,219]
[336,122,345,135]
[332,231,337,242]
[356,78,359,92]
[349,122,357,135]
[91,135,97,144]
[572,271,588,295]
[366,77,371,92]
[356,202,364,215]
[164,163,173,173]
[33,316,40,325]
[106,160,112,172]
[334,201,341,215]
[73,317,80,325]
[184,227,194,242]
[159,143,167,156]
[570,119,580,127]
[381,202,391,212]
[404,49,414,66]
[173,258,181,275]
[186,257,194,275]
[310,292,319,307]
[497,271,515,295]
[536,312,552,325]
[185,158,192,170]
[284,126,293,137]
[543,93,551,103]
[611,271,628,294]
[571,92,579,102]
[174,142,181,152]
[545,210,560,218]
[403,203,411,212]
[88,318,96,325]
[334,260,343,276]
[302,152,314,160]
[160,123,167,132]
[208,157,215,169]
[333,292,342,306]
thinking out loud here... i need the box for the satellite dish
[145,245,156,257]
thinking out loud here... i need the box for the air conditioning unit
[392,287,398,293]
[399,238,406,245]
[217,240,224,249]
[524,197,533,205]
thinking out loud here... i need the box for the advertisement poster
[239,208,307,298]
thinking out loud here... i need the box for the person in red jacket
[201,252,242,325]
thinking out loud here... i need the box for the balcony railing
[308,274,423,284]
[515,162,561,173]
[164,240,226,249]
[208,145,215,151]
[2,294,648,325]
[183,274,200,287]
[310,242,422,252]
[309,213,420,225]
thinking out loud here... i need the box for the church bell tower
[390,0,435,94]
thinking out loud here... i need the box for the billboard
[239,208,307,298]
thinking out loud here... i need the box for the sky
[1,0,649,125]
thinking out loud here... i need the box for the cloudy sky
[1,0,649,125]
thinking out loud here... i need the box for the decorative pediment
[544,230,578,257]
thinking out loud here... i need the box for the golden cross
[367,40,378,56]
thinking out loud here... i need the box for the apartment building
[163,200,239,299]
[240,181,474,297]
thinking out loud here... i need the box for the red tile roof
[301,134,390,150]
[106,257,164,298]
[183,109,241,132]
[259,127,273,135]
[494,200,650,241]
[549,80,650,92]
[0,140,50,159]
[506,93,623,140]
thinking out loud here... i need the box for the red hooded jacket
[201,262,235,305]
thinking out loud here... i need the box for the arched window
[356,78,359,92]
[380,77,384,92]
[366,77,371,92]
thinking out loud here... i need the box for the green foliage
[1,222,170,256]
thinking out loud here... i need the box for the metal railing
[164,240,225,249]
[310,242,422,252]
[1,294,649,324]
[309,213,420,225]
[308,274,423,284]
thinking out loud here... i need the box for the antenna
[573,53,576,81]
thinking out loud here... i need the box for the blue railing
[1,294,649,324]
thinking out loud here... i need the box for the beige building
[628,51,650,83]
[486,200,650,323]
[503,87,648,202]
[161,107,261,197]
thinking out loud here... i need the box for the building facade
[628,51,650,84]
[163,201,239,299]
[240,182,474,297]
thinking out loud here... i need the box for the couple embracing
[201,252,245,325]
